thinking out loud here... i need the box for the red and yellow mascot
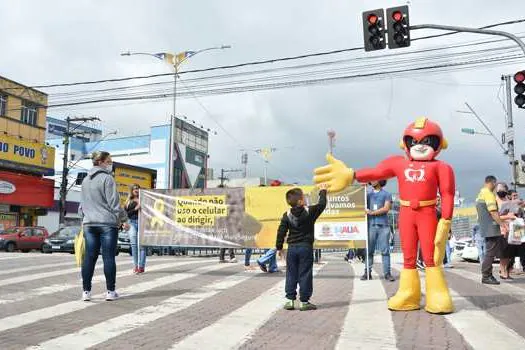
[314,117,454,314]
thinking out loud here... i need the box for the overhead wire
[3,18,523,91]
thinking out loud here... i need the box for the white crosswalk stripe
[335,270,397,350]
[0,262,232,333]
[0,259,209,304]
[1,254,525,349]
[171,264,326,349]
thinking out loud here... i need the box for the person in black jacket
[276,185,328,311]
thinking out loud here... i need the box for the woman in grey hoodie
[79,151,128,301]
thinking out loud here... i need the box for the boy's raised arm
[310,189,328,220]
[276,213,289,250]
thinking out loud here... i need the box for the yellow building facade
[0,75,56,230]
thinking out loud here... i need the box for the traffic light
[514,71,525,108]
[386,6,410,49]
[362,9,386,51]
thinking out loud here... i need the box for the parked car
[0,226,50,252]
[42,226,81,254]
[118,230,132,255]
[454,237,498,262]
[43,226,121,256]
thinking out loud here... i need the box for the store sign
[0,180,16,194]
[0,134,55,175]
[0,171,54,207]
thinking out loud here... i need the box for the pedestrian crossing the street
[0,252,524,349]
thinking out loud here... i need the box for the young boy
[276,185,328,311]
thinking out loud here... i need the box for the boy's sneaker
[283,300,295,310]
[137,267,145,273]
[229,258,238,263]
[300,302,317,311]
[82,291,91,302]
[106,291,119,301]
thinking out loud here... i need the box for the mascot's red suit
[314,117,454,314]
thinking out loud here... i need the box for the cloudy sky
[2,0,525,201]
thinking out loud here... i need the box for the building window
[0,94,7,116]
[21,101,38,126]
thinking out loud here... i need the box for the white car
[454,238,479,262]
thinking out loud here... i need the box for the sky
[2,0,525,201]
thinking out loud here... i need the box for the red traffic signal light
[514,71,525,83]
[362,9,386,51]
[386,6,410,49]
[514,70,525,108]
[367,14,378,25]
[392,11,403,22]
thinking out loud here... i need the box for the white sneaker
[82,291,91,302]
[105,291,119,301]
[229,258,238,263]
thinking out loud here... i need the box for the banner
[0,134,55,175]
[139,185,367,248]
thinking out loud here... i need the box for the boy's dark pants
[285,245,314,302]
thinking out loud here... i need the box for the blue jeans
[285,245,313,302]
[476,237,486,262]
[129,220,146,269]
[445,241,452,265]
[82,225,118,292]
[257,249,278,272]
[244,248,253,266]
[366,224,391,275]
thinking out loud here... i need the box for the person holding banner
[314,117,456,314]
[125,184,146,274]
[276,185,328,311]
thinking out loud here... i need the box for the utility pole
[327,130,336,155]
[503,75,518,189]
[241,152,248,178]
[59,116,100,225]
[218,168,242,187]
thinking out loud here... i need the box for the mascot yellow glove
[434,218,451,266]
[313,154,354,193]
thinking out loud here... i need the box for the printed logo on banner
[0,181,16,194]
[314,222,367,241]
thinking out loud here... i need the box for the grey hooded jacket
[79,166,128,227]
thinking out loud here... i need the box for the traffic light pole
[503,75,518,189]
[409,24,525,56]
[409,23,525,188]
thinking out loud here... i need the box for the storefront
[0,133,55,230]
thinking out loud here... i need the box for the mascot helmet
[399,117,448,160]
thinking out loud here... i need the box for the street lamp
[121,45,231,189]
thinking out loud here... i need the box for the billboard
[0,134,55,175]
[139,185,367,248]
[113,163,156,207]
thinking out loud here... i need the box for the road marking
[335,269,397,350]
[171,264,326,350]
[417,271,525,349]
[29,272,255,349]
[0,259,136,287]
[445,289,525,349]
[0,262,232,334]
[447,268,525,301]
[0,259,209,305]
[0,261,75,276]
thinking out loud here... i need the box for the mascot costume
[314,117,454,314]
